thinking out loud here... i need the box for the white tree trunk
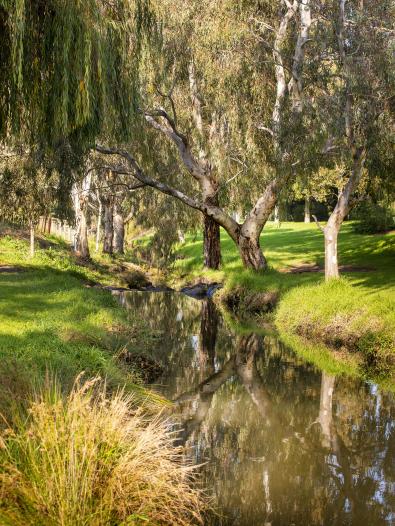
[113,204,125,254]
[29,220,35,258]
[323,147,365,280]
[274,204,280,225]
[304,196,311,223]
[72,173,92,259]
[318,372,335,448]
[324,225,340,279]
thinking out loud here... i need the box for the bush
[352,202,394,234]
[0,377,205,526]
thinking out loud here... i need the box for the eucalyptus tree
[311,0,395,279]
[99,0,320,270]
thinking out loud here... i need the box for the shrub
[0,377,205,526]
[352,202,394,234]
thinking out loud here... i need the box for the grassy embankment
[0,227,205,524]
[0,230,152,395]
[172,222,395,378]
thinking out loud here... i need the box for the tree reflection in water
[118,291,395,526]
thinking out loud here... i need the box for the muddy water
[118,291,395,526]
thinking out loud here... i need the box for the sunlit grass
[0,377,205,526]
[0,233,156,398]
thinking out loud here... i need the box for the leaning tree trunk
[103,200,114,254]
[304,196,311,223]
[238,234,267,270]
[236,214,268,271]
[113,204,125,254]
[320,147,365,280]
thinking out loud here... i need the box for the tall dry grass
[0,377,205,526]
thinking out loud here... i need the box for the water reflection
[119,291,395,526]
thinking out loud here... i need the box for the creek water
[117,290,395,526]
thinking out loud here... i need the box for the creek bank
[275,279,395,379]
[172,276,394,381]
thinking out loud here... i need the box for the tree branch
[312,214,325,232]
[95,145,240,241]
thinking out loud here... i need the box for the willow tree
[98,0,320,270]
[0,0,152,228]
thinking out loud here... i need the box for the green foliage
[0,0,152,148]
[352,202,395,234]
[0,154,58,225]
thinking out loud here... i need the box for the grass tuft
[0,376,205,526]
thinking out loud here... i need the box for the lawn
[173,221,395,297]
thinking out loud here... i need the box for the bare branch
[312,214,325,233]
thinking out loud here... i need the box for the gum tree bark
[203,194,221,269]
[322,148,365,280]
[189,61,221,270]
[95,196,102,252]
[304,196,311,223]
[29,220,35,258]
[102,197,114,254]
[313,0,366,280]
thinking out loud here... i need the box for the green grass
[173,222,395,376]
[0,232,156,405]
[173,221,395,296]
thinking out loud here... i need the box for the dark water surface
[117,291,395,526]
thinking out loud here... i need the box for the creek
[116,290,395,526]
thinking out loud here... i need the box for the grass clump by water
[0,377,205,526]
